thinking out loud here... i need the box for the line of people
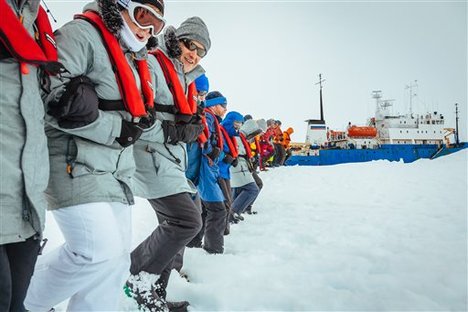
[0,0,266,311]
[258,119,295,169]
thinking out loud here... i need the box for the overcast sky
[48,0,467,142]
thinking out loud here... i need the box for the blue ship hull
[285,143,468,166]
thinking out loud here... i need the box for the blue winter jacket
[219,112,244,180]
[197,111,224,202]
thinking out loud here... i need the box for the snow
[42,150,467,311]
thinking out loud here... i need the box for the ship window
[417,131,419,133]
[434,131,436,133]
[400,130,402,133]
[404,121,406,124]
[406,130,409,133]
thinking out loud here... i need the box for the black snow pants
[0,235,40,312]
[130,192,202,277]
[218,178,233,234]
[202,200,226,254]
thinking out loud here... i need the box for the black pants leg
[218,178,233,234]
[0,236,40,312]
[202,201,226,254]
[130,192,202,276]
[187,194,205,248]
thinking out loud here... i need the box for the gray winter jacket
[230,136,256,188]
[44,1,149,209]
[0,0,48,244]
[133,31,205,199]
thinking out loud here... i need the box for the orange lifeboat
[347,126,377,138]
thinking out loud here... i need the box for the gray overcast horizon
[48,0,467,142]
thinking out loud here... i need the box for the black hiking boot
[125,275,168,312]
[186,239,202,248]
[233,212,244,221]
[166,300,190,312]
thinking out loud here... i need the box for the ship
[285,78,467,166]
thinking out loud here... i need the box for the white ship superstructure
[372,91,446,145]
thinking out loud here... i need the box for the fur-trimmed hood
[83,0,158,52]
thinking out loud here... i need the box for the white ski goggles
[127,1,165,36]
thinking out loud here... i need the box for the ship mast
[315,74,326,121]
[405,80,418,115]
[455,103,460,146]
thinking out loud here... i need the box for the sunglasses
[198,90,208,96]
[181,39,207,58]
[128,1,166,36]
[233,121,243,130]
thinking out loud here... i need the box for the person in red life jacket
[193,91,228,254]
[186,73,209,186]
[128,17,210,310]
[241,117,266,215]
[272,119,286,166]
[219,111,245,229]
[229,118,262,219]
[24,0,165,311]
[259,118,276,169]
[282,127,295,164]
[186,74,211,246]
[0,1,64,310]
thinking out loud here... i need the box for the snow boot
[179,271,190,282]
[166,300,190,312]
[246,209,257,215]
[186,239,202,248]
[233,212,244,221]
[124,274,168,312]
[155,275,190,312]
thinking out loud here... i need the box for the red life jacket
[74,11,154,118]
[150,50,197,117]
[198,112,209,145]
[239,133,253,159]
[254,135,262,162]
[151,50,209,143]
[204,109,223,150]
[219,125,239,158]
[0,0,58,74]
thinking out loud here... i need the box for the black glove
[138,108,156,130]
[223,154,235,165]
[48,76,99,129]
[162,120,179,144]
[178,123,204,143]
[116,120,143,147]
[207,146,221,161]
[162,120,204,144]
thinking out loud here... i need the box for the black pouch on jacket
[207,146,221,161]
[48,76,99,129]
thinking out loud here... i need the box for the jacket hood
[84,0,122,35]
[222,111,244,137]
[285,127,294,134]
[241,119,264,140]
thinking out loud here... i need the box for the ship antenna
[405,80,418,115]
[455,103,460,146]
[315,74,326,121]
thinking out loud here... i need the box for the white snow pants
[25,202,132,311]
